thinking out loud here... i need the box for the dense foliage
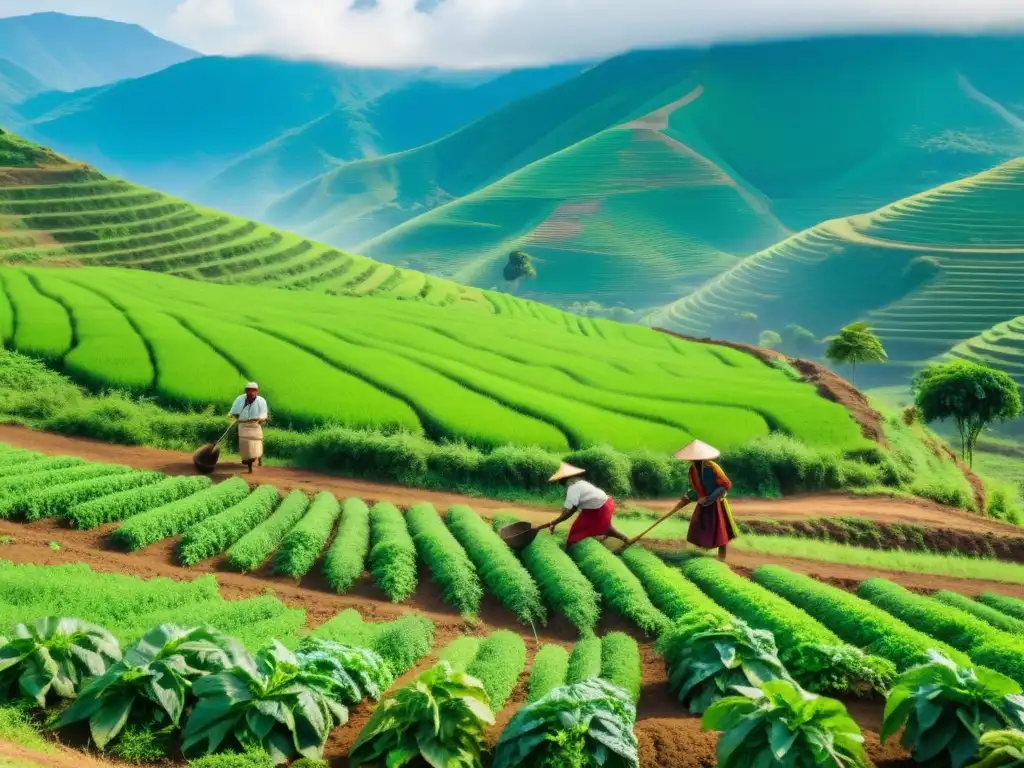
[322,497,371,593]
[620,547,728,622]
[968,730,1024,768]
[519,529,600,635]
[179,485,280,566]
[600,632,642,704]
[527,644,569,704]
[274,492,341,579]
[18,470,162,521]
[227,489,310,572]
[571,539,669,637]
[567,637,603,685]
[295,637,392,704]
[406,503,483,620]
[69,475,212,529]
[465,630,527,712]
[367,502,417,602]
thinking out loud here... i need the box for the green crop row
[620,548,728,622]
[406,503,482,620]
[0,456,81,478]
[274,491,341,578]
[979,592,1024,622]
[600,632,641,704]
[69,475,212,529]
[526,644,569,703]
[178,485,280,566]
[111,476,250,551]
[446,505,545,626]
[226,489,310,572]
[465,631,527,712]
[0,449,43,468]
[323,498,371,593]
[752,566,971,670]
[368,502,417,603]
[0,463,132,516]
[310,608,435,677]
[518,530,600,636]
[18,470,163,521]
[934,591,1024,635]
[684,559,895,695]
[438,636,482,672]
[858,579,1024,686]
[571,539,670,637]
[566,637,602,684]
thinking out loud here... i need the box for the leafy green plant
[968,729,1024,767]
[179,485,280,566]
[601,632,641,704]
[367,502,417,602]
[295,637,392,704]
[309,610,434,678]
[406,503,482,621]
[0,463,133,517]
[620,547,728,622]
[19,470,162,521]
[226,489,309,572]
[0,617,121,706]
[60,624,240,749]
[445,504,545,626]
[520,529,599,635]
[183,642,349,764]
[882,652,1024,768]
[322,497,370,593]
[656,614,790,714]
[980,593,1024,622]
[527,644,569,704]
[465,631,526,712]
[571,539,669,637]
[935,592,1024,635]
[69,475,212,529]
[348,661,494,768]
[274,492,341,579]
[703,679,869,768]
[566,637,602,684]
[493,678,638,768]
[187,747,274,768]
[110,723,172,763]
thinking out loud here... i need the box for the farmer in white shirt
[543,463,628,547]
[229,382,268,474]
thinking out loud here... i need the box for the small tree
[503,251,536,282]
[913,360,1022,467]
[758,330,782,350]
[824,322,887,385]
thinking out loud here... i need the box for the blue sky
[3,0,1023,67]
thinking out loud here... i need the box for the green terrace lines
[0,264,866,455]
[650,158,1024,378]
[948,315,1024,389]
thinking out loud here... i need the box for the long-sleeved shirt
[229,395,268,422]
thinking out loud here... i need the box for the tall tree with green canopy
[913,360,1022,467]
[824,322,887,385]
[503,250,537,282]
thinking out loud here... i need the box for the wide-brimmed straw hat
[548,462,586,482]
[245,382,259,390]
[674,440,720,461]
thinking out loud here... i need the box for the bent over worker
[544,463,629,547]
[229,382,268,474]
[669,440,740,561]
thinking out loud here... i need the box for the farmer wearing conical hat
[542,463,629,547]
[670,440,740,561]
[229,382,268,474]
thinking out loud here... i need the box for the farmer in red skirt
[670,440,740,561]
[543,463,629,547]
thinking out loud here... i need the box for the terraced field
[649,158,1024,384]
[949,315,1024,389]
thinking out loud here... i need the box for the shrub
[477,444,559,492]
[493,679,638,768]
[445,505,545,625]
[70,475,212,529]
[322,497,371,593]
[111,725,172,763]
[438,636,482,673]
[406,503,482,620]
[567,637,602,684]
[179,485,280,567]
[726,434,845,498]
[112,477,250,551]
[466,630,526,711]
[274,492,341,579]
[882,652,1024,768]
[226,489,309,572]
[348,662,493,768]
[703,679,869,768]
[519,530,599,635]
[18,470,163,521]
[565,445,632,496]
[980,593,1024,622]
[627,449,685,497]
[527,644,569,704]
[601,632,641,704]
[0,462,134,516]
[570,539,669,637]
[367,502,417,602]
[620,547,728,622]
[188,748,274,768]
[934,592,1024,635]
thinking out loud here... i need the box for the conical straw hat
[549,462,586,482]
[674,440,720,461]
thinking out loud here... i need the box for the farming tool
[192,421,236,474]
[613,499,691,554]
[499,521,544,550]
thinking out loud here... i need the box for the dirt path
[0,425,1017,539]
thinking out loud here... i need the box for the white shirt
[564,480,609,511]
[230,395,268,421]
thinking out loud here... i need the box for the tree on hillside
[913,360,1022,467]
[782,324,817,357]
[503,250,537,282]
[758,330,782,350]
[824,322,887,385]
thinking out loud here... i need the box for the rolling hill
[0,128,868,457]
[648,158,1024,388]
[197,63,589,217]
[0,12,198,91]
[270,35,1024,311]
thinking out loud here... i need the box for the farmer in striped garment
[544,463,629,547]
[670,440,740,561]
[229,382,268,474]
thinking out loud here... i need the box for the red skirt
[686,498,739,549]
[567,498,615,546]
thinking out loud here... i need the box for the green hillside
[948,315,1024,390]
[649,158,1024,385]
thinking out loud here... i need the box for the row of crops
[0,264,868,454]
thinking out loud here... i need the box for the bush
[188,749,274,768]
[519,530,600,636]
[527,644,569,704]
[465,630,526,711]
[934,592,1024,635]
[406,503,482,620]
[322,498,371,593]
[565,445,632,496]
[367,502,417,603]
[438,636,482,672]
[600,632,641,704]
[627,449,686,497]
[226,489,309,572]
[70,475,212,529]
[476,444,559,492]
[0,462,134,516]
[980,593,1024,622]
[310,610,434,677]
[726,434,845,498]
[273,492,340,579]
[567,637,602,684]
[621,547,730,622]
[179,485,280,567]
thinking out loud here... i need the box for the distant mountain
[199,62,589,216]
[0,12,198,91]
[23,55,412,195]
[0,58,46,103]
